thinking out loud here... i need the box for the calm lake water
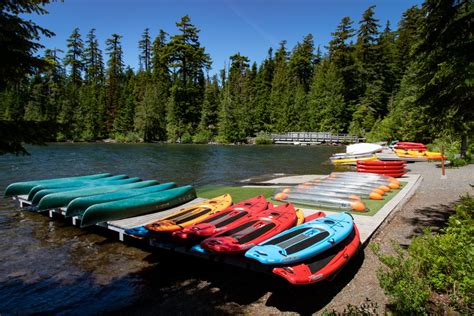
[0,143,342,315]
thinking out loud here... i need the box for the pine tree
[83,29,104,84]
[328,16,359,103]
[0,0,54,91]
[288,34,315,92]
[254,48,274,132]
[270,41,290,131]
[217,53,250,143]
[395,6,423,77]
[139,28,152,73]
[196,75,220,141]
[105,33,124,135]
[166,15,211,140]
[308,61,347,132]
[414,0,473,155]
[64,28,84,85]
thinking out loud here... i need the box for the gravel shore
[111,162,473,315]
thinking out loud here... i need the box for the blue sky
[30,0,423,74]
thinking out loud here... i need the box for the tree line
[0,0,472,150]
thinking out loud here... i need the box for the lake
[0,143,342,314]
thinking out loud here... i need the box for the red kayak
[357,160,406,166]
[396,142,425,146]
[273,224,361,285]
[356,165,407,171]
[357,170,406,177]
[199,203,298,254]
[173,195,269,240]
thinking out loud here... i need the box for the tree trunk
[460,134,468,158]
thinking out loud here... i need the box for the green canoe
[4,173,112,197]
[80,185,196,227]
[37,180,158,211]
[65,182,177,217]
[31,177,142,205]
[27,175,129,200]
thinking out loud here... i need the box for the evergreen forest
[0,0,472,154]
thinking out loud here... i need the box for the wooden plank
[107,197,206,229]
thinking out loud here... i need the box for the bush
[192,130,212,144]
[180,132,193,144]
[373,195,474,314]
[114,132,141,143]
[255,132,273,145]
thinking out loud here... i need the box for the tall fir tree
[328,16,359,104]
[64,28,84,85]
[105,33,124,135]
[269,41,290,132]
[138,28,152,73]
[217,53,250,143]
[196,75,220,141]
[413,0,473,155]
[253,48,274,132]
[166,15,211,141]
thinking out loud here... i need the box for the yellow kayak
[144,194,233,232]
[395,149,445,160]
[331,156,378,165]
[295,209,305,225]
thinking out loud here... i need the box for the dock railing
[270,132,364,144]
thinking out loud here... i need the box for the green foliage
[1,3,472,155]
[114,131,141,143]
[374,195,474,314]
[180,132,193,144]
[0,0,54,90]
[192,130,212,144]
[255,132,272,145]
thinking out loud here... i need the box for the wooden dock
[271,132,365,145]
[12,173,422,276]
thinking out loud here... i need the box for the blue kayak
[245,212,354,265]
[65,182,176,217]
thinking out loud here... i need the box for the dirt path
[111,163,473,316]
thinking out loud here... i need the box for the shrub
[255,132,273,145]
[180,132,193,144]
[114,132,141,143]
[373,195,474,314]
[192,130,212,144]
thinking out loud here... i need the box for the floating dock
[12,173,422,273]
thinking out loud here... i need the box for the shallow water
[0,143,341,314]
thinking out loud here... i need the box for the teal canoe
[31,177,142,205]
[4,173,112,197]
[37,180,158,211]
[27,175,129,200]
[80,185,196,227]
[65,182,177,217]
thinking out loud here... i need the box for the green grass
[196,185,275,202]
[196,182,407,217]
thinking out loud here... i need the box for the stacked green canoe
[5,173,197,227]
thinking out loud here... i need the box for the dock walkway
[271,132,365,144]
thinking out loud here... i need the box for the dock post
[441,144,447,179]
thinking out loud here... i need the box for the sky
[29,0,423,74]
